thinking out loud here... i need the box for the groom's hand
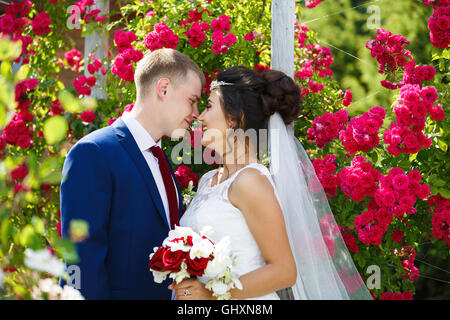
[169,279,215,300]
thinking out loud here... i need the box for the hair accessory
[210,80,234,91]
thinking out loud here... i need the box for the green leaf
[81,96,97,110]
[0,77,16,111]
[437,139,448,152]
[38,156,62,184]
[58,90,82,113]
[31,217,45,235]
[0,38,22,61]
[1,61,12,79]
[1,219,12,246]
[43,115,68,145]
[14,64,30,82]
[438,188,450,199]
[53,238,79,264]
[0,105,6,129]
[442,49,450,60]
[19,225,40,248]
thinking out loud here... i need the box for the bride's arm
[171,168,297,300]
[225,167,297,299]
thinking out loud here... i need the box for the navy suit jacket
[59,118,182,299]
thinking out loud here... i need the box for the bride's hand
[169,279,215,300]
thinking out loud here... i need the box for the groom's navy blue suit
[59,118,182,299]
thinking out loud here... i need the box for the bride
[169,66,373,300]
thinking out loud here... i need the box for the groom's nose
[192,104,200,119]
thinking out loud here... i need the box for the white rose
[190,237,214,259]
[60,285,85,300]
[204,254,232,279]
[24,249,66,277]
[152,270,170,283]
[200,226,215,238]
[207,279,228,295]
[167,226,196,240]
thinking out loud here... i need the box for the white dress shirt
[121,111,178,226]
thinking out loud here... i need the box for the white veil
[268,112,373,300]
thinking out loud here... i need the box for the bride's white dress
[180,163,281,300]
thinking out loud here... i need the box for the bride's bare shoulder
[228,166,275,208]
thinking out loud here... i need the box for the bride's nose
[197,109,206,122]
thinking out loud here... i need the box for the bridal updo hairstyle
[214,66,302,156]
[215,66,302,130]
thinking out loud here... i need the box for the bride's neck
[221,151,259,177]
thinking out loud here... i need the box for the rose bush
[0,0,448,300]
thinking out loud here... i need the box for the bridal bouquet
[149,226,242,300]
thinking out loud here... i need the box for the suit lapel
[112,118,170,231]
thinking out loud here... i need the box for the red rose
[80,110,96,123]
[185,255,209,276]
[86,76,96,87]
[11,164,29,181]
[390,230,404,242]
[162,249,186,272]
[149,246,166,271]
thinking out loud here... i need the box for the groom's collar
[120,111,161,151]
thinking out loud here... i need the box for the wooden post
[84,0,109,100]
[270,0,296,79]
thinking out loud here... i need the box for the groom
[59,49,205,299]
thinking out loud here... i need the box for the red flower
[342,90,352,106]
[185,255,209,276]
[244,32,255,41]
[11,164,28,181]
[175,165,199,189]
[31,12,51,36]
[80,110,96,123]
[162,249,186,272]
[342,232,359,253]
[149,246,166,271]
[50,100,64,116]
[390,230,404,242]
[381,291,413,300]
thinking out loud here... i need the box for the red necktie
[150,146,179,229]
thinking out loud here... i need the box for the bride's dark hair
[215,66,302,131]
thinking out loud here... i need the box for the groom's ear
[156,78,170,99]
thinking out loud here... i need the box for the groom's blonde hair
[134,48,205,100]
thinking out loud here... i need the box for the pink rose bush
[144,22,179,51]
[383,84,442,155]
[312,154,339,196]
[112,30,143,82]
[339,106,385,154]
[307,110,348,148]
[305,0,325,9]
[375,168,430,218]
[211,15,236,54]
[365,29,413,74]
[428,194,450,246]
[426,3,450,48]
[31,12,51,36]
[381,291,413,300]
[295,23,334,80]
[338,156,381,202]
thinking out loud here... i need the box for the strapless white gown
[180,163,280,300]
